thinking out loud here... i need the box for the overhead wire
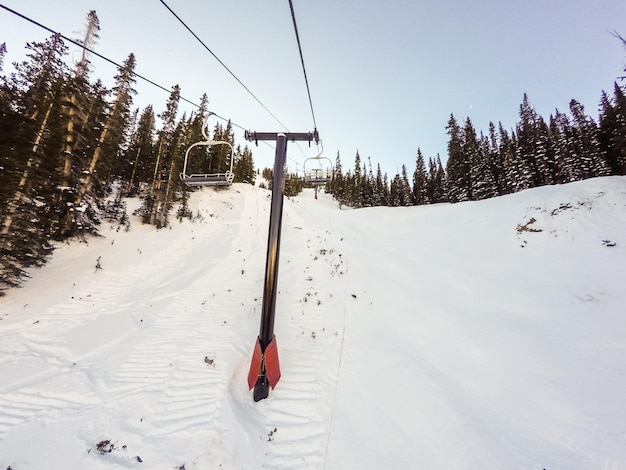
[287,0,318,133]
[158,0,324,161]
[0,3,251,132]
[0,4,202,107]
[2,2,321,161]
[286,0,322,166]
[158,0,291,133]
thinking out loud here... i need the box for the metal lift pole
[259,133,287,348]
[246,130,318,401]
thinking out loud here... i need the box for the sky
[1,0,626,173]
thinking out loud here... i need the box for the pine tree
[122,106,156,194]
[412,149,428,205]
[0,42,6,76]
[75,11,100,77]
[361,158,375,207]
[426,157,438,203]
[99,55,138,180]
[0,35,69,288]
[435,155,447,202]
[599,91,618,174]
[351,151,363,208]
[343,171,354,207]
[445,114,470,202]
[498,123,517,194]
[61,11,100,181]
[461,118,481,200]
[329,152,348,206]
[487,122,506,195]
[159,116,187,227]
[142,85,181,226]
[470,130,497,200]
[79,53,137,203]
[382,172,390,205]
[548,111,571,183]
[599,86,626,175]
[374,163,387,206]
[601,33,626,173]
[400,164,412,206]
[613,82,626,173]
[514,94,536,189]
[0,42,7,111]
[71,78,110,226]
[388,167,412,207]
[285,173,304,197]
[536,114,554,185]
[153,85,180,189]
[513,94,552,189]
[389,174,402,207]
[568,99,609,179]
[233,145,256,184]
[211,120,235,175]
[178,108,207,178]
[7,34,69,120]
[56,11,103,237]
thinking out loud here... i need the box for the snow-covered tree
[412,149,428,205]
[445,114,470,202]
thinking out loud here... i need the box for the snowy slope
[1,177,625,469]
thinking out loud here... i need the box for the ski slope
[1,177,625,469]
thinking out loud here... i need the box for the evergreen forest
[0,12,256,290]
[328,88,626,208]
[1,11,625,291]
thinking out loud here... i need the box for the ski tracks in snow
[0,186,349,468]
[103,186,269,464]
[0,186,266,467]
[250,193,349,469]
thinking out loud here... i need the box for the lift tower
[245,130,319,401]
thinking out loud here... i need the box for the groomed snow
[1,176,625,469]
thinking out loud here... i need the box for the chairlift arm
[245,130,319,146]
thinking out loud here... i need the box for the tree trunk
[150,137,166,195]
[80,92,125,198]
[127,147,141,193]
[1,99,54,238]
[62,92,78,188]
[157,157,177,227]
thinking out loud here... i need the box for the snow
[1,177,626,469]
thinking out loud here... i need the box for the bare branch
[611,30,626,80]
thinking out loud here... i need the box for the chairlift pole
[245,129,319,401]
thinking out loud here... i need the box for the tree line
[0,12,255,290]
[1,12,625,290]
[327,39,626,208]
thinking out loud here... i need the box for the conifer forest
[1,11,625,291]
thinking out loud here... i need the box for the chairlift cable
[0,4,202,109]
[1,3,313,160]
[0,4,257,134]
[287,0,318,133]
[158,0,291,132]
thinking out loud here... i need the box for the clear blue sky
[2,0,625,174]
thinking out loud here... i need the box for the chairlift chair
[180,114,235,188]
[304,167,333,184]
[303,141,333,184]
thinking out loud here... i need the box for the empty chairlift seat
[180,114,235,188]
[303,149,333,185]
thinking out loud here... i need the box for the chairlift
[180,114,235,187]
[303,141,333,184]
